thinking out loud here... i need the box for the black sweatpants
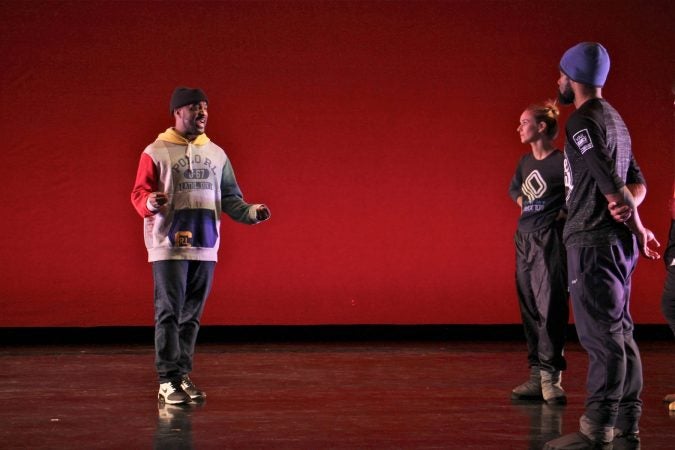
[567,237,642,435]
[514,221,569,372]
[662,220,675,336]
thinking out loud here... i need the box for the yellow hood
[156,128,210,146]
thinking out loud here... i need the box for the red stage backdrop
[1,1,673,327]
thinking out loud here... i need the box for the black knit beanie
[169,87,208,115]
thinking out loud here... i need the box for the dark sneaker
[544,432,612,450]
[613,430,640,450]
[158,379,190,405]
[181,375,206,400]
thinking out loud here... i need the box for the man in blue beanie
[543,43,661,450]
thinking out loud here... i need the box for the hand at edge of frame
[639,228,661,260]
[256,204,271,221]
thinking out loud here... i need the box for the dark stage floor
[1,338,673,449]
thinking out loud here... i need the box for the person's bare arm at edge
[606,186,660,259]
[608,183,646,222]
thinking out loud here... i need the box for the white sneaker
[158,379,190,404]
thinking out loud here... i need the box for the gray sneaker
[512,367,543,400]
[541,370,567,405]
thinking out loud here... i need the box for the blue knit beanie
[170,87,208,115]
[559,42,610,87]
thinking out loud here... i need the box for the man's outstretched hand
[256,204,271,221]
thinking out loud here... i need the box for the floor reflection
[512,400,564,449]
[3,341,674,448]
[154,400,204,450]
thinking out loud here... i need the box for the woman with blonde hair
[508,101,569,405]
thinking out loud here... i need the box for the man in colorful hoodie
[131,87,270,405]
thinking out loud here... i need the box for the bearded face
[558,78,575,105]
[556,71,575,105]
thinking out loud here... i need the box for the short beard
[558,84,575,105]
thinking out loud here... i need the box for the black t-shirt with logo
[509,151,565,233]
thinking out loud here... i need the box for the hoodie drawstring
[187,142,193,172]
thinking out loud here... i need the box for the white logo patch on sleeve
[573,129,594,154]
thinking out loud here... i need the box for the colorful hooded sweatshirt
[131,128,260,262]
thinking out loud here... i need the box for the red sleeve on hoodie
[131,152,159,218]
